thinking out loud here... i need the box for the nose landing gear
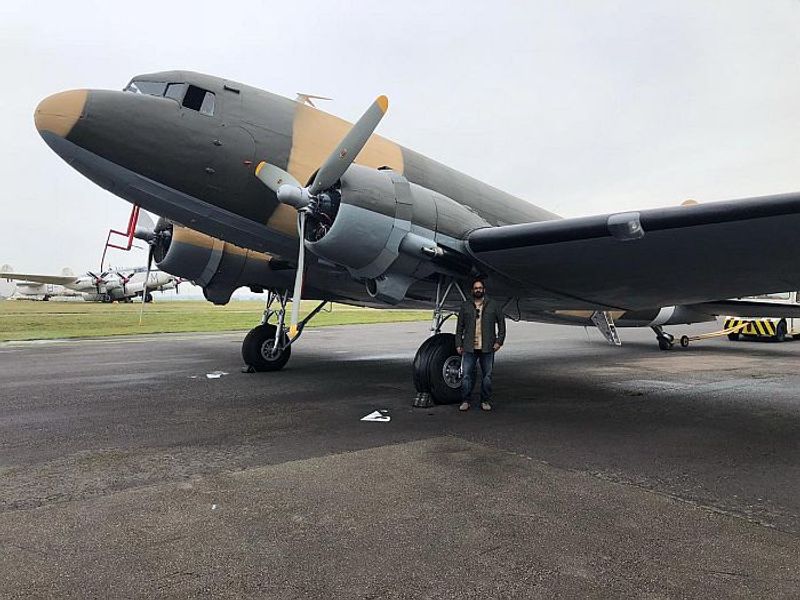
[412,278,467,407]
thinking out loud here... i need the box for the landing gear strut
[651,325,674,351]
[412,278,467,407]
[241,290,328,372]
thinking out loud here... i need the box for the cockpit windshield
[124,80,168,96]
[123,79,216,116]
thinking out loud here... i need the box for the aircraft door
[201,84,256,212]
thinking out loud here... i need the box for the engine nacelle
[154,223,293,305]
[304,164,485,303]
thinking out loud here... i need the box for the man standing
[455,278,506,411]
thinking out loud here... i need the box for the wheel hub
[442,355,463,389]
[260,339,281,361]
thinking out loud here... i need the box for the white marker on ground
[361,410,391,422]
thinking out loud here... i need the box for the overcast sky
[1,1,799,273]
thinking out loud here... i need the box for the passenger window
[165,83,186,102]
[182,85,215,116]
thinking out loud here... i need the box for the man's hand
[456,346,463,356]
[493,342,502,352]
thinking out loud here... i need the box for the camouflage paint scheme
[33,70,800,330]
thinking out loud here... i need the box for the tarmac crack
[445,433,800,537]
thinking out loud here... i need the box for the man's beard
[473,291,484,299]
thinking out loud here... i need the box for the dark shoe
[480,401,492,411]
[459,402,470,411]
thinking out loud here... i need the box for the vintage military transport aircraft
[34,71,800,403]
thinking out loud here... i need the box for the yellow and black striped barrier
[723,318,777,337]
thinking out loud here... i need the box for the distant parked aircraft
[0,265,179,302]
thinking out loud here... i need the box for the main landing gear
[651,325,675,351]
[412,278,468,407]
[241,290,328,372]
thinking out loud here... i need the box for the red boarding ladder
[100,205,140,271]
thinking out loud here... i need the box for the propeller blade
[288,212,307,337]
[139,246,153,325]
[308,95,389,196]
[254,162,301,193]
[134,210,156,241]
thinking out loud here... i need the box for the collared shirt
[473,299,484,350]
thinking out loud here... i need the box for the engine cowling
[302,164,485,303]
[153,222,293,304]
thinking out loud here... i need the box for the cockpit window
[182,85,215,116]
[165,83,186,102]
[124,80,168,96]
[124,79,216,116]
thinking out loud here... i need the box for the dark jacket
[455,297,506,353]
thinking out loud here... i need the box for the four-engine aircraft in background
[0,265,178,302]
[33,71,800,403]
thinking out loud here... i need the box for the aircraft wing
[0,272,78,286]
[688,299,800,318]
[467,192,800,310]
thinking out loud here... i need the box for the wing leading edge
[467,192,800,310]
[0,272,79,286]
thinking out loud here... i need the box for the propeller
[133,211,168,324]
[138,248,153,324]
[255,95,389,336]
[118,270,136,297]
[87,270,109,295]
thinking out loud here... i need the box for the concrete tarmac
[1,321,799,598]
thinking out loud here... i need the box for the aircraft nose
[34,90,88,138]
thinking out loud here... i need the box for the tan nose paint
[34,89,88,137]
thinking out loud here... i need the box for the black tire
[412,335,440,393]
[241,324,291,372]
[658,337,672,351]
[727,332,740,341]
[775,320,787,343]
[425,333,463,404]
[680,335,690,348]
[144,292,154,303]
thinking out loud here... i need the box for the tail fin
[0,265,15,298]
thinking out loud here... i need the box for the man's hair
[472,277,486,289]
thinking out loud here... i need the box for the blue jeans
[461,350,494,404]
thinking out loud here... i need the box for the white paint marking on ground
[205,371,229,379]
[361,409,391,422]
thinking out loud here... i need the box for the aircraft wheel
[658,337,673,351]
[426,333,463,404]
[144,292,154,303]
[727,332,740,341]
[412,335,439,393]
[775,320,787,343]
[242,324,291,372]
